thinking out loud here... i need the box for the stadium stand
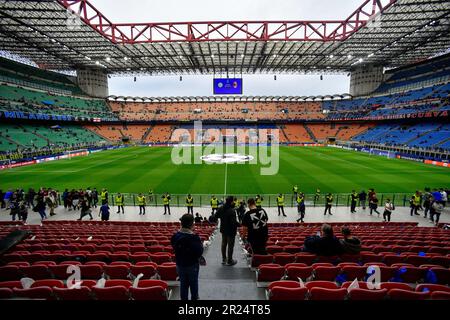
[0,123,107,152]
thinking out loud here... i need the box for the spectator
[19,201,28,224]
[9,200,19,221]
[423,187,432,218]
[0,189,4,209]
[339,227,361,255]
[208,212,218,224]
[99,203,110,221]
[383,198,394,222]
[216,196,240,266]
[440,188,447,206]
[242,198,268,255]
[34,195,47,221]
[358,190,367,210]
[77,197,93,221]
[303,224,343,256]
[4,189,13,210]
[171,214,204,301]
[194,212,203,223]
[369,194,380,216]
[430,199,444,226]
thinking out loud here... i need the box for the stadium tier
[0,123,107,152]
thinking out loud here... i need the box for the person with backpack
[171,214,204,300]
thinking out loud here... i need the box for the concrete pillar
[76,68,108,98]
[349,65,384,97]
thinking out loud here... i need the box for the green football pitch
[0,146,448,195]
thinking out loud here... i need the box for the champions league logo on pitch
[200,153,254,164]
[170,121,279,175]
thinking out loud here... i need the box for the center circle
[200,153,254,164]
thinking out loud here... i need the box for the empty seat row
[250,253,450,268]
[266,280,450,300]
[0,279,169,300]
[256,263,450,285]
[1,251,174,265]
[0,262,178,281]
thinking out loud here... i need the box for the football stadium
[0,0,449,309]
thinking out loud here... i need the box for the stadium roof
[107,94,353,102]
[0,0,449,75]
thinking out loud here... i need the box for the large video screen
[213,78,243,95]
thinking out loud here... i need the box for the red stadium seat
[348,288,388,300]
[251,255,273,268]
[149,253,172,265]
[429,267,450,285]
[129,286,168,301]
[130,265,156,279]
[379,283,413,291]
[79,265,104,279]
[13,287,54,300]
[0,266,22,281]
[431,291,450,300]
[342,266,367,281]
[313,266,340,281]
[54,287,92,300]
[389,289,429,300]
[273,253,296,266]
[0,288,13,299]
[397,266,426,283]
[266,245,284,254]
[0,281,23,289]
[31,280,64,288]
[294,253,316,265]
[22,265,52,280]
[257,264,285,282]
[157,263,178,281]
[6,262,30,267]
[93,286,129,300]
[269,287,308,301]
[309,288,347,300]
[104,265,130,279]
[416,284,450,293]
[285,266,313,281]
[104,280,133,288]
[431,256,450,268]
[305,281,338,290]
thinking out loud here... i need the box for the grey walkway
[170,230,265,300]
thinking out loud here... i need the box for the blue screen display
[213,78,243,95]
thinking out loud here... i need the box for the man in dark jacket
[216,196,240,266]
[339,227,361,255]
[171,214,204,300]
[303,224,343,256]
[242,198,269,255]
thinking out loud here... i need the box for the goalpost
[64,149,89,160]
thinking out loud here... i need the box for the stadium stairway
[189,231,265,300]
[303,124,317,142]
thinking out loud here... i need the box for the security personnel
[410,191,421,216]
[210,195,218,215]
[293,185,299,197]
[296,192,305,223]
[186,194,194,215]
[162,192,171,215]
[277,193,286,217]
[255,195,263,209]
[115,193,124,214]
[315,188,321,202]
[148,189,154,203]
[137,193,146,215]
[234,197,239,208]
[100,188,108,205]
[350,190,358,213]
[324,193,333,215]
